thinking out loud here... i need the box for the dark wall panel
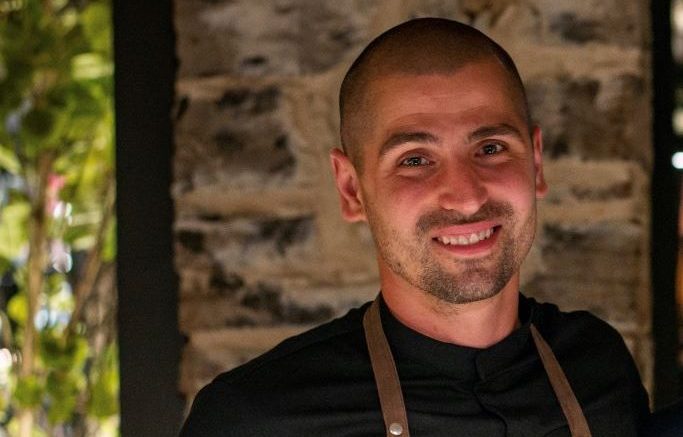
[113,0,184,435]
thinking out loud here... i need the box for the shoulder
[528,296,625,350]
[526,295,639,376]
[216,302,369,385]
[179,303,371,436]
[525,295,650,430]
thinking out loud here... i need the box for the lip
[431,222,501,257]
[429,220,500,238]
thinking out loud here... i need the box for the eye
[478,142,505,156]
[399,156,430,167]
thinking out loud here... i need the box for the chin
[419,268,513,305]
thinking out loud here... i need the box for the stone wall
[172,0,653,404]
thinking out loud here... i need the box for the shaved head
[339,18,530,170]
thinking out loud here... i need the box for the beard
[418,238,517,304]
[368,201,536,305]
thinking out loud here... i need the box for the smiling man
[180,18,649,437]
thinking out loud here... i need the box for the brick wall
[173,0,653,402]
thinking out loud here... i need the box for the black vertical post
[113,0,184,435]
[651,0,681,408]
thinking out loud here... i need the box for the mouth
[434,227,496,246]
[431,224,501,254]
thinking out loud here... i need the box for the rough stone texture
[536,0,646,47]
[174,80,303,193]
[527,74,651,165]
[175,0,380,77]
[173,0,654,404]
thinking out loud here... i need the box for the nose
[436,161,488,216]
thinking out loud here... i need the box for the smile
[434,227,497,246]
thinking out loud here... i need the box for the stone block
[175,216,317,299]
[539,159,648,225]
[544,159,638,203]
[180,281,337,329]
[525,221,646,323]
[527,74,650,164]
[534,0,646,47]
[401,0,542,44]
[525,276,640,324]
[175,0,379,77]
[404,0,468,22]
[175,186,318,221]
[540,222,643,278]
[174,81,303,193]
[402,0,645,48]
[179,281,377,330]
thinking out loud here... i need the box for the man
[180,18,649,436]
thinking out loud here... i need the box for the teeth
[437,228,494,246]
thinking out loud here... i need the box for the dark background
[113,0,185,435]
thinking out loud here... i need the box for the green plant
[0,0,118,435]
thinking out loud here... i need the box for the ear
[531,126,548,199]
[329,148,367,222]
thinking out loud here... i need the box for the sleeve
[178,382,231,437]
[595,317,650,426]
[178,376,277,437]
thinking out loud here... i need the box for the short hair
[339,17,531,170]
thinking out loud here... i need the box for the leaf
[81,1,112,56]
[45,369,79,398]
[0,201,30,261]
[5,417,48,437]
[45,369,81,424]
[22,108,55,139]
[7,293,27,326]
[39,331,89,371]
[71,53,112,80]
[101,219,116,262]
[0,144,20,173]
[47,391,77,424]
[14,375,43,408]
[87,367,118,418]
[87,343,118,418]
[0,255,11,275]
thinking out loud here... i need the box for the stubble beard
[418,238,517,304]
[370,201,536,305]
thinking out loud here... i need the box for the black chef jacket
[180,294,649,436]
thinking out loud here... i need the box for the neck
[381,274,520,349]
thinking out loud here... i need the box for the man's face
[331,60,547,305]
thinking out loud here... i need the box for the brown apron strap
[364,296,592,437]
[363,298,410,436]
[530,324,592,437]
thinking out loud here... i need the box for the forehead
[366,61,526,130]
[366,62,519,117]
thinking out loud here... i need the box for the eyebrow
[379,131,439,157]
[467,123,526,143]
[378,123,527,157]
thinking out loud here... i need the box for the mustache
[416,201,513,234]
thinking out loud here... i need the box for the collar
[379,293,540,382]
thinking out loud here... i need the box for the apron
[363,297,592,437]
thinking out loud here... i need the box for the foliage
[0,0,118,435]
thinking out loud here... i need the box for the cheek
[371,178,431,226]
[381,177,442,219]
[484,166,537,206]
